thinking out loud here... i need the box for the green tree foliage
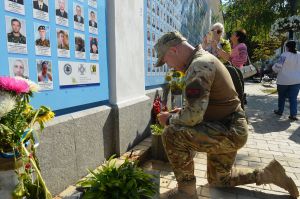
[222,0,299,61]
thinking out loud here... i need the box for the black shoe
[274,110,282,116]
[289,116,298,121]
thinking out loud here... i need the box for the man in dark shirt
[89,11,97,28]
[7,18,26,44]
[33,0,48,12]
[56,0,68,18]
[74,5,84,24]
[35,25,50,47]
[8,0,23,5]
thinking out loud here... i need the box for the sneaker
[289,116,298,121]
[274,110,282,116]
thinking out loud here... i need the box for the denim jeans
[277,84,300,117]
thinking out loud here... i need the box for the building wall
[38,87,166,195]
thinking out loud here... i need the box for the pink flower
[0,76,30,94]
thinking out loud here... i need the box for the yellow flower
[165,75,172,82]
[36,111,55,123]
[172,71,184,78]
[23,104,33,116]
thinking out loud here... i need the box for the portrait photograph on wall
[5,0,25,15]
[88,0,97,8]
[73,3,84,31]
[34,23,51,56]
[33,0,49,21]
[89,37,99,60]
[36,59,53,90]
[6,16,27,54]
[88,9,98,34]
[55,0,68,27]
[56,28,70,58]
[74,32,86,59]
[8,57,29,79]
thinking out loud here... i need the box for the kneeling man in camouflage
[155,31,299,199]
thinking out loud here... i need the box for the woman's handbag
[240,57,258,79]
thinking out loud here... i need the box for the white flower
[0,91,16,118]
[15,76,40,92]
[270,15,300,37]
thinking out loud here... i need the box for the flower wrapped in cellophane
[0,76,54,199]
[165,70,185,95]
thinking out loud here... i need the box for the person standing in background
[215,29,248,69]
[273,40,300,121]
[202,22,231,64]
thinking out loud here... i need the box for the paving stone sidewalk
[143,81,300,199]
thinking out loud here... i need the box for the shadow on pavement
[289,126,300,144]
[245,95,292,134]
[197,185,291,199]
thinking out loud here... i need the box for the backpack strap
[225,65,245,110]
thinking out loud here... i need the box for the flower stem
[21,142,52,199]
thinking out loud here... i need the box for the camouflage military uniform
[35,39,50,47]
[156,32,299,198]
[162,46,257,187]
[7,32,26,44]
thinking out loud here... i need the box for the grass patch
[261,88,277,94]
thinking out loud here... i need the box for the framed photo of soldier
[5,0,25,15]
[33,0,49,21]
[8,57,29,79]
[73,3,85,31]
[74,32,86,59]
[55,0,68,27]
[6,16,27,54]
[89,37,99,60]
[88,9,98,34]
[88,0,97,8]
[34,23,51,56]
[56,28,70,58]
[36,60,53,91]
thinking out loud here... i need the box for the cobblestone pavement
[143,81,300,199]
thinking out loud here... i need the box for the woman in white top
[273,41,300,121]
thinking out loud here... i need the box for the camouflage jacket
[169,46,241,126]
[35,39,50,47]
[7,32,26,44]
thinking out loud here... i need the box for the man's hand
[157,111,171,127]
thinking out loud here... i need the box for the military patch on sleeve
[185,79,204,99]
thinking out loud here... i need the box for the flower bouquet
[165,70,185,95]
[0,76,54,199]
[150,97,168,162]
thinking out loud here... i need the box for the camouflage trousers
[162,111,259,186]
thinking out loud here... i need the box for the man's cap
[154,31,187,67]
[38,25,46,31]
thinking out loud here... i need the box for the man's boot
[160,179,197,199]
[256,159,299,198]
